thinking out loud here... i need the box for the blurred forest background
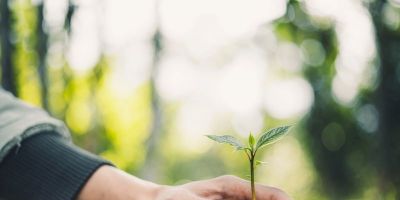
[1,0,400,199]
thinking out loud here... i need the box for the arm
[78,167,291,200]
[0,132,290,200]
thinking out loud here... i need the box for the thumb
[254,184,292,200]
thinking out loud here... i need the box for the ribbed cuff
[0,131,113,200]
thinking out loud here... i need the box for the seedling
[206,125,292,200]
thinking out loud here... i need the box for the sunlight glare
[263,78,314,119]
[67,5,101,73]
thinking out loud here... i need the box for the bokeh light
[4,0,400,198]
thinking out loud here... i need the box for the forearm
[0,130,160,200]
[77,166,161,200]
[0,131,112,200]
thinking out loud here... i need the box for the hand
[78,166,290,200]
[155,175,291,200]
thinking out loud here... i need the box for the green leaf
[206,135,245,150]
[248,133,255,149]
[256,125,292,150]
[255,160,268,166]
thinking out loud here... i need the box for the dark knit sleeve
[0,131,113,200]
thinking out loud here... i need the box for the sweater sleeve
[0,131,113,200]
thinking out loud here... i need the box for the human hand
[155,175,291,200]
[78,166,290,200]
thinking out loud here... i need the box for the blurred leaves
[2,0,400,199]
[206,135,245,150]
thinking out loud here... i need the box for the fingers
[155,187,210,200]
[213,175,291,200]
[181,180,224,199]
[173,192,208,200]
[254,184,292,200]
[169,175,291,200]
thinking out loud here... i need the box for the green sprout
[206,125,292,200]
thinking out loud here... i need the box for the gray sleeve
[0,88,71,163]
[0,131,113,200]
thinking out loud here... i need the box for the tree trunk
[277,1,366,198]
[141,29,164,181]
[0,0,18,96]
[64,0,75,34]
[370,0,400,196]
[37,2,49,110]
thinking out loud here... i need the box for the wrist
[78,166,162,200]
[125,173,163,200]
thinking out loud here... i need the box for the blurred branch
[141,33,164,181]
[59,0,76,119]
[64,0,75,35]
[36,2,49,111]
[140,0,164,181]
[0,0,18,95]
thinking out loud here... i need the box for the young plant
[206,125,292,200]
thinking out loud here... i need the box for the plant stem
[250,157,256,200]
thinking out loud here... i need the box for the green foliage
[255,160,268,166]
[256,125,292,150]
[249,133,255,149]
[207,125,292,153]
[207,125,293,200]
[206,135,245,150]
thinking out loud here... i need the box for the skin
[78,166,291,200]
